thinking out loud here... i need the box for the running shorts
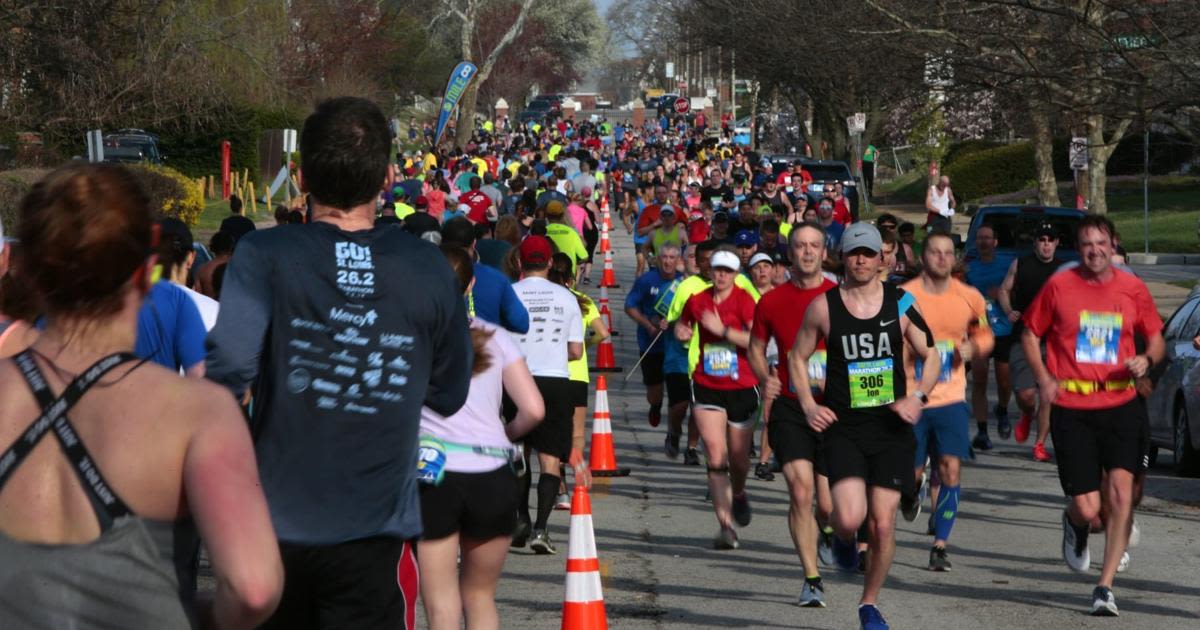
[1007,341,1045,392]
[767,396,824,473]
[262,536,419,630]
[569,379,589,409]
[419,465,518,540]
[692,383,759,428]
[991,334,1012,363]
[912,402,972,466]
[665,373,691,407]
[822,414,916,493]
[1050,398,1149,496]
[514,376,574,460]
[640,351,666,386]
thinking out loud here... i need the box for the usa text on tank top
[824,283,907,422]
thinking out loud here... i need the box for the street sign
[665,62,675,78]
[847,112,866,135]
[85,129,104,163]
[674,97,690,114]
[1069,136,1089,170]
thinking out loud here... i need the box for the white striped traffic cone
[562,485,608,630]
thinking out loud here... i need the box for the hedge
[942,139,1003,169]
[943,143,1037,202]
[157,105,305,179]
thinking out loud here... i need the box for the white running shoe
[1061,511,1091,573]
[1117,551,1130,573]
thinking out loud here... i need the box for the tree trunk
[454,83,481,147]
[1084,113,1132,215]
[1030,105,1061,206]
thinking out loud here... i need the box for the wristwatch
[914,390,929,406]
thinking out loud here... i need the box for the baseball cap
[841,222,883,254]
[713,211,730,223]
[748,252,773,268]
[734,230,759,247]
[1036,222,1059,239]
[545,200,566,217]
[414,195,428,208]
[519,235,553,266]
[659,205,675,216]
[710,250,741,272]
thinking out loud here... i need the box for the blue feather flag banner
[433,61,479,146]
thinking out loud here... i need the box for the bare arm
[586,316,610,348]
[502,358,545,441]
[789,296,837,431]
[1021,326,1057,407]
[998,259,1019,322]
[567,341,584,361]
[748,333,780,403]
[625,305,658,336]
[925,186,936,214]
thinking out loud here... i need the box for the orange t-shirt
[901,277,993,407]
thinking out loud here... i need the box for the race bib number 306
[848,358,895,409]
[1076,311,1122,365]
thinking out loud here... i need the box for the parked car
[518,100,556,124]
[765,156,860,219]
[102,129,164,165]
[1146,287,1200,476]
[963,206,1085,266]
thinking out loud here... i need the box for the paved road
[492,227,1200,629]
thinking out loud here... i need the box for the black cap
[1036,222,1058,239]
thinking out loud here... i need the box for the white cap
[710,250,741,272]
[748,252,773,268]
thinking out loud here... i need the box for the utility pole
[730,50,737,124]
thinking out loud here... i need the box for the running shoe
[664,433,681,459]
[748,442,757,459]
[929,546,952,571]
[683,448,701,466]
[818,528,835,566]
[648,407,662,427]
[554,492,571,510]
[1129,518,1141,548]
[832,535,858,571]
[926,513,936,536]
[798,580,826,608]
[511,517,532,548]
[858,604,890,630]
[971,432,994,451]
[1117,551,1130,573]
[857,549,868,574]
[1015,412,1032,443]
[995,405,1012,439]
[1091,586,1119,616]
[1032,442,1052,462]
[529,529,557,555]
[732,493,752,527]
[754,462,775,481]
[901,471,926,522]
[713,527,740,550]
[1061,511,1091,573]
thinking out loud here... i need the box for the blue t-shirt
[966,256,1013,337]
[470,262,529,334]
[632,199,649,246]
[824,222,846,252]
[135,282,207,371]
[625,270,683,353]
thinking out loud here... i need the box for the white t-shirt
[929,185,953,217]
[180,284,219,331]
[420,319,522,473]
[511,276,584,378]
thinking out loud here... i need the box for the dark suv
[767,156,860,219]
[102,129,164,165]
[963,205,1085,266]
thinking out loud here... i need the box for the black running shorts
[991,334,1012,363]
[262,536,419,630]
[692,383,760,428]
[419,465,518,540]
[821,414,916,493]
[507,376,574,460]
[767,396,824,473]
[1050,397,1149,496]
[665,373,691,407]
[569,379,589,409]
[640,351,666,386]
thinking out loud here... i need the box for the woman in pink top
[425,175,449,221]
[418,246,544,630]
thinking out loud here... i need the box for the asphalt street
[493,227,1200,630]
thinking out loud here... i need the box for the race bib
[416,436,448,485]
[703,343,738,379]
[1076,311,1122,365]
[915,340,955,383]
[654,279,681,317]
[848,359,895,409]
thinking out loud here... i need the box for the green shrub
[129,164,205,226]
[943,143,1037,202]
[942,139,1003,169]
[158,105,304,180]
[0,169,48,236]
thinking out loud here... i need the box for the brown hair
[494,215,520,246]
[439,245,493,375]
[548,252,590,314]
[9,163,153,320]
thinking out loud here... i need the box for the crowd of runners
[0,95,1169,630]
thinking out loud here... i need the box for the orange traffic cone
[597,286,618,337]
[590,335,622,373]
[598,249,619,289]
[588,376,629,476]
[561,485,608,630]
[598,220,611,254]
[601,197,613,232]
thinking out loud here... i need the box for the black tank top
[1011,254,1063,333]
[825,283,911,423]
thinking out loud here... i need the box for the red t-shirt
[637,204,664,233]
[460,190,491,223]
[751,278,837,400]
[687,219,710,244]
[680,286,759,390]
[832,199,852,225]
[1023,267,1162,410]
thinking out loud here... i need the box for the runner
[748,222,837,607]
[789,223,941,630]
[1020,215,1164,616]
[964,223,1014,445]
[418,247,545,630]
[207,97,473,629]
[625,244,683,430]
[675,249,760,549]
[663,244,708,463]
[507,235,585,554]
[899,230,994,572]
[648,206,687,261]
[0,162,282,628]
[998,222,1065,460]
[441,218,530,334]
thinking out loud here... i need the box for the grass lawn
[1108,185,1200,253]
[196,193,283,239]
[874,171,926,204]
[1168,280,1198,291]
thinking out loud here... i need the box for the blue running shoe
[832,535,858,571]
[995,405,1012,439]
[859,604,889,630]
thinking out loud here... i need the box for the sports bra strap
[0,350,139,532]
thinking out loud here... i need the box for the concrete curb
[1128,253,1200,266]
